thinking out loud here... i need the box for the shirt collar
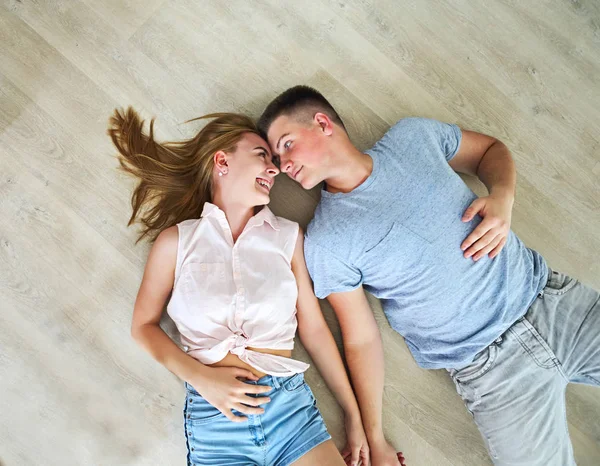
[201,202,280,231]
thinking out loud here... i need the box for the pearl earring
[218,172,223,177]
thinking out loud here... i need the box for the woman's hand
[341,415,370,466]
[369,435,406,466]
[188,366,272,422]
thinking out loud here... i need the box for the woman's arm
[291,228,369,464]
[131,226,210,382]
[131,226,270,421]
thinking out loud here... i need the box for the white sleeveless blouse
[167,202,310,376]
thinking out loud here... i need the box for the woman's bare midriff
[207,347,292,379]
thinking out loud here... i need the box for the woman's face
[214,132,280,207]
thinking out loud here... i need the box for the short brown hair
[258,85,346,137]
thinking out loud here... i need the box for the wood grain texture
[1,1,598,464]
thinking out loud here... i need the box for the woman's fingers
[234,403,266,416]
[236,394,271,406]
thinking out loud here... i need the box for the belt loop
[267,375,279,390]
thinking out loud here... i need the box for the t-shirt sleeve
[391,117,463,162]
[427,119,462,161]
[303,234,363,299]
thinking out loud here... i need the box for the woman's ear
[213,150,229,174]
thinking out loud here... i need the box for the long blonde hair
[108,107,259,243]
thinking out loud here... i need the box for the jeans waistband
[185,372,304,393]
[245,372,304,389]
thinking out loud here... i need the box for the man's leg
[526,270,600,387]
[450,315,574,466]
[450,269,600,465]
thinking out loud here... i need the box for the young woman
[108,108,369,466]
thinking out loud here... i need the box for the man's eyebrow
[276,133,290,152]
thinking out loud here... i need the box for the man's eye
[284,141,291,150]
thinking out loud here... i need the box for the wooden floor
[1,1,599,465]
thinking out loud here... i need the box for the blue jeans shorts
[183,372,331,466]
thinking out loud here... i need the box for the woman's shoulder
[177,217,203,228]
[273,214,299,230]
[173,217,203,236]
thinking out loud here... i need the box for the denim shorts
[183,372,331,466]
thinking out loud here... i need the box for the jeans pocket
[185,390,225,424]
[544,270,578,296]
[453,344,498,384]
[282,373,306,393]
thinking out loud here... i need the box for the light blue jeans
[449,270,600,465]
[183,372,331,466]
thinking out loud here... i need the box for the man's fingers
[464,229,498,258]
[397,451,406,466]
[473,235,502,261]
[489,237,507,259]
[462,198,484,222]
[461,222,491,252]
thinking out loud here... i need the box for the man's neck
[324,145,374,194]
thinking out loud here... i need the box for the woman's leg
[290,440,346,466]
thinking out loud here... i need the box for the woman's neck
[211,195,256,243]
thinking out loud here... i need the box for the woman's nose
[267,161,280,176]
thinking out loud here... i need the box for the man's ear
[314,112,334,136]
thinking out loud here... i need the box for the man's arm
[449,130,516,261]
[327,286,404,466]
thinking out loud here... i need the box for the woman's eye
[259,152,267,158]
[284,141,291,150]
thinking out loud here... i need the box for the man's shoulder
[379,117,439,141]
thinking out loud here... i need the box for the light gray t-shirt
[304,117,548,369]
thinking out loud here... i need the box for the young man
[258,86,600,466]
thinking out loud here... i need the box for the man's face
[266,114,328,190]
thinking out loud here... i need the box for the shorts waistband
[184,371,304,392]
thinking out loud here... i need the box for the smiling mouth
[292,167,303,180]
[256,177,272,192]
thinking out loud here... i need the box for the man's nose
[281,159,293,173]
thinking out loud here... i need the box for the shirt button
[238,288,245,294]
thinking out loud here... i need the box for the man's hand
[460,193,514,261]
[369,436,406,466]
